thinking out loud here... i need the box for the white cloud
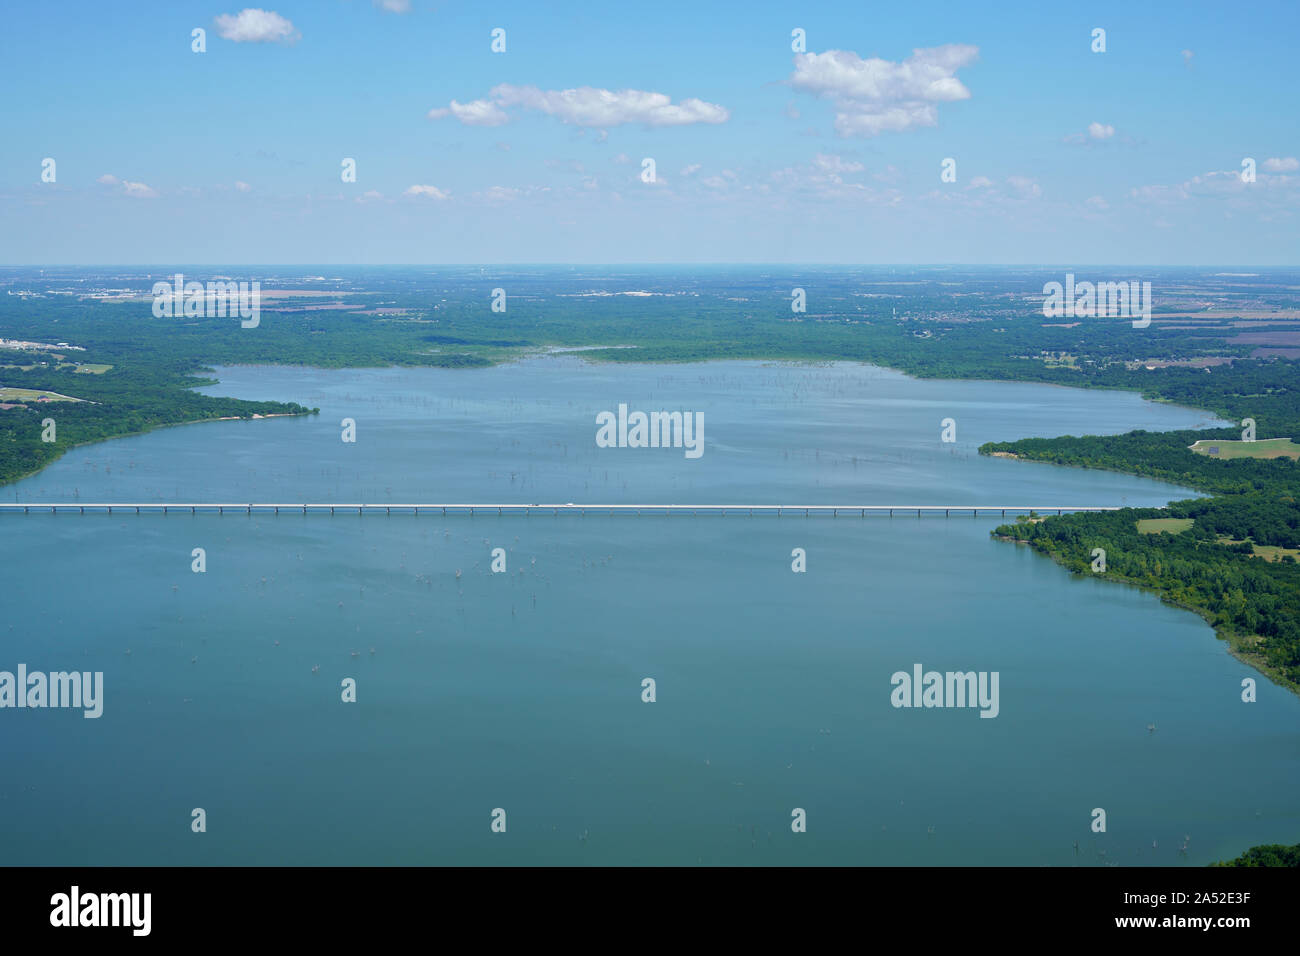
[967,175,993,189]
[214,9,300,44]
[97,173,157,198]
[1084,195,1109,210]
[789,44,978,137]
[1131,170,1240,203]
[404,184,450,200]
[355,190,385,203]
[234,181,251,192]
[374,0,410,12]
[612,153,631,165]
[1005,175,1041,199]
[765,156,892,201]
[1065,122,1118,145]
[812,153,864,175]
[427,99,510,127]
[1181,49,1194,66]
[429,84,729,129]
[480,186,520,201]
[1263,157,1299,172]
[679,163,702,176]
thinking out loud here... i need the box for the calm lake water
[2,358,1297,865]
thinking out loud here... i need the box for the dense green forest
[1212,843,1300,866]
[982,360,1300,690]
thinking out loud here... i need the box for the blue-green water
[2,359,1297,865]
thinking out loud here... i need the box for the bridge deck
[0,503,1122,516]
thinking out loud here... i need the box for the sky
[1,0,1297,265]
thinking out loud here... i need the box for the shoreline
[993,533,1299,697]
[0,408,317,492]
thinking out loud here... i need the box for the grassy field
[1136,517,1194,534]
[0,386,84,402]
[70,363,113,374]
[1218,537,1300,562]
[1189,437,1300,460]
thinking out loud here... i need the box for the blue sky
[2,0,1296,264]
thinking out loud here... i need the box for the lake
[2,357,1296,865]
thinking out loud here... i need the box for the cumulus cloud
[97,173,158,198]
[1181,49,1194,67]
[214,9,300,44]
[812,153,864,175]
[404,184,450,200]
[234,181,251,192]
[766,156,890,201]
[428,84,730,129]
[1263,157,1299,172]
[1005,175,1041,199]
[374,0,410,11]
[679,163,702,176]
[1130,169,1245,203]
[355,190,385,203]
[788,44,978,137]
[427,99,510,127]
[966,175,993,189]
[1064,121,1118,145]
